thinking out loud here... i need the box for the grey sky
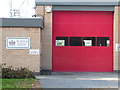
[0,0,35,17]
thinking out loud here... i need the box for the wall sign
[116,43,120,51]
[29,49,40,55]
[6,37,30,49]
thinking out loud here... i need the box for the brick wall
[36,5,52,70]
[118,6,120,70]
[1,27,41,72]
[114,6,120,70]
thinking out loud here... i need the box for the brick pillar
[118,6,120,70]
[36,5,52,70]
[36,5,45,17]
[114,6,120,70]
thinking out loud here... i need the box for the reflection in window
[97,37,110,46]
[56,37,68,46]
[70,37,82,46]
[83,37,96,46]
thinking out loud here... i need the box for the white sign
[29,49,40,55]
[84,40,92,46]
[6,37,30,49]
[116,43,120,51]
[56,40,65,46]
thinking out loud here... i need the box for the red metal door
[52,11,113,72]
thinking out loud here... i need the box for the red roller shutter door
[52,11,113,72]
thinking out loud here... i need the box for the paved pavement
[36,72,118,88]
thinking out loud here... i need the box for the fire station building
[1,0,120,72]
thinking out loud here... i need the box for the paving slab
[36,72,118,88]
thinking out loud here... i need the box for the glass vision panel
[83,37,96,46]
[70,37,82,46]
[56,37,68,46]
[97,37,110,46]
